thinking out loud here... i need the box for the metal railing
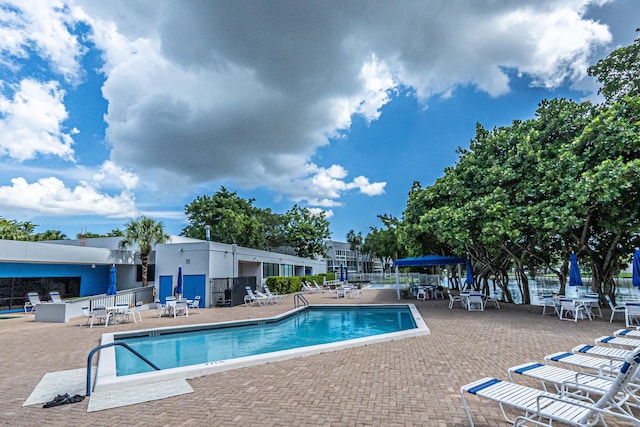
[294,293,309,307]
[88,286,154,310]
[86,341,160,396]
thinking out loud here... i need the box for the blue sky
[0,1,638,242]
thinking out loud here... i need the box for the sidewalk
[0,288,635,426]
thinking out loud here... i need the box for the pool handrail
[294,293,309,307]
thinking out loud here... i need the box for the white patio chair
[558,298,590,322]
[80,306,93,326]
[606,295,626,323]
[188,296,201,313]
[544,351,623,375]
[173,301,188,317]
[541,294,559,316]
[447,290,462,309]
[124,301,143,323]
[244,286,268,306]
[467,293,485,311]
[595,335,640,350]
[625,302,640,328]
[572,344,631,361]
[416,287,427,300]
[90,307,112,328]
[461,346,640,427]
[584,293,603,318]
[49,291,62,303]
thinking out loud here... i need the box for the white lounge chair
[606,295,626,323]
[544,351,623,376]
[24,292,45,313]
[596,335,640,350]
[49,291,62,303]
[572,344,631,361]
[461,347,640,426]
[263,286,284,304]
[244,286,269,306]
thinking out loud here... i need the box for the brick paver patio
[1,288,637,426]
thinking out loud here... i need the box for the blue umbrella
[345,267,349,281]
[339,263,344,281]
[176,265,183,297]
[568,253,583,288]
[632,249,640,289]
[465,261,474,286]
[107,265,117,295]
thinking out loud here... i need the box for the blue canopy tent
[393,255,467,300]
[632,249,640,289]
[107,265,117,296]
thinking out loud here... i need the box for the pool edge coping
[94,303,429,392]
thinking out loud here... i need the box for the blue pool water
[115,306,417,376]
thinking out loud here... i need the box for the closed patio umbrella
[632,249,640,289]
[465,262,474,288]
[339,263,344,282]
[176,265,183,299]
[569,253,584,290]
[107,265,117,295]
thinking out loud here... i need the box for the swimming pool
[95,304,429,391]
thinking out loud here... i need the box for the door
[159,275,173,302]
[183,274,206,304]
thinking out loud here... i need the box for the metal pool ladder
[86,341,160,396]
[294,293,309,307]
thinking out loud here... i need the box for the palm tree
[346,229,363,274]
[119,216,169,287]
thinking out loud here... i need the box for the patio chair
[301,281,315,293]
[466,293,485,311]
[460,346,640,427]
[263,286,284,304]
[541,294,559,316]
[172,300,188,317]
[124,301,143,323]
[336,286,348,299]
[606,295,626,323]
[89,307,112,328]
[416,287,427,300]
[313,280,328,292]
[80,306,93,326]
[447,290,462,309]
[24,292,42,313]
[154,299,170,317]
[584,293,603,318]
[49,291,62,303]
[558,298,591,322]
[625,302,640,328]
[188,296,201,313]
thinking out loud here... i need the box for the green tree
[31,230,68,241]
[588,29,640,104]
[0,217,36,240]
[119,216,169,287]
[182,187,267,249]
[366,214,406,273]
[284,205,330,258]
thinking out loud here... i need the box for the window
[282,264,294,277]
[263,263,280,277]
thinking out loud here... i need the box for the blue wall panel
[0,263,110,296]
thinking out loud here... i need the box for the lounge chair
[558,298,591,322]
[606,296,626,323]
[507,361,640,412]
[544,351,623,375]
[572,344,631,361]
[595,335,640,350]
[89,307,112,328]
[24,292,42,313]
[263,286,284,304]
[460,346,640,426]
[301,281,315,293]
[49,291,62,303]
[188,296,201,313]
[615,328,640,338]
[312,281,326,293]
[244,286,269,306]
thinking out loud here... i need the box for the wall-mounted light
[179,248,184,254]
